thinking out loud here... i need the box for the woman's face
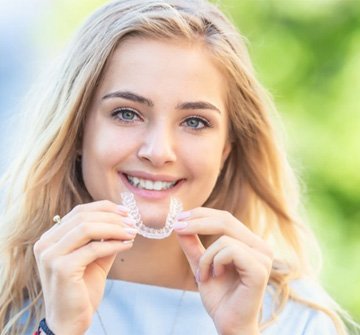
[81,37,231,226]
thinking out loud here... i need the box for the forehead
[94,37,227,109]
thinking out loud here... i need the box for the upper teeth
[127,175,177,191]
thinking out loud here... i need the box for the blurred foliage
[41,0,360,322]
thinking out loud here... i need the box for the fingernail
[124,228,138,235]
[176,211,191,221]
[173,221,188,230]
[122,239,134,245]
[117,205,130,213]
[123,217,136,227]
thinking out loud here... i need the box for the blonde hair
[0,0,353,334]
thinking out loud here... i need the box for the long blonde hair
[0,0,352,334]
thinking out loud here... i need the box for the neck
[108,233,197,291]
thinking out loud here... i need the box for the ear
[220,140,232,169]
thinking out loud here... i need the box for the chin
[141,212,169,228]
[135,200,169,227]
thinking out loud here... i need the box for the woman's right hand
[33,200,137,335]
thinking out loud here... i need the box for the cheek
[183,138,224,180]
[82,131,117,167]
[83,120,140,162]
[179,141,224,209]
[81,123,133,184]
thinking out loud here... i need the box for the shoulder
[262,278,339,335]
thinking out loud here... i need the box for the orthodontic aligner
[120,192,183,239]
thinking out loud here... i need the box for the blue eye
[183,116,211,130]
[112,108,140,122]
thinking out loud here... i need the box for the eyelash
[111,108,212,130]
[111,107,142,123]
[181,115,212,130]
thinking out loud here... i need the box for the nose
[137,122,176,167]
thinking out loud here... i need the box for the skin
[33,38,273,335]
[81,37,230,225]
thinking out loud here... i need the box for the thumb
[176,233,205,275]
[96,253,118,277]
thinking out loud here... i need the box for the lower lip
[119,173,184,200]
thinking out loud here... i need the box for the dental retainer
[121,192,183,239]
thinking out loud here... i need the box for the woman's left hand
[174,207,273,335]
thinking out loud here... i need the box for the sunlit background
[0,0,359,324]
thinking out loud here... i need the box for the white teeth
[127,175,176,191]
[145,180,152,189]
[153,181,162,191]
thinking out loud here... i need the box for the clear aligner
[120,192,183,239]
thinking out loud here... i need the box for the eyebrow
[102,91,154,107]
[176,101,221,114]
[102,90,221,114]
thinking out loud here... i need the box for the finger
[175,208,272,257]
[199,236,271,283]
[64,200,129,221]
[59,210,136,232]
[44,200,129,240]
[46,240,134,279]
[176,234,205,275]
[43,211,137,246]
[225,245,271,288]
[73,240,134,272]
[47,200,130,234]
[92,253,118,278]
[197,235,236,282]
[83,252,119,290]
[48,222,138,256]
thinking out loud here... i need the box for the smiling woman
[81,37,230,226]
[0,1,357,335]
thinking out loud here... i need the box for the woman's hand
[33,200,137,335]
[174,208,273,335]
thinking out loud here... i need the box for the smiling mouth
[125,174,179,191]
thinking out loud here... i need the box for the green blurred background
[29,0,360,324]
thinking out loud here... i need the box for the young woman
[0,1,356,334]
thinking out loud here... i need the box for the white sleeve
[261,284,341,335]
[302,310,339,335]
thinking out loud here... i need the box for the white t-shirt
[83,279,338,335]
